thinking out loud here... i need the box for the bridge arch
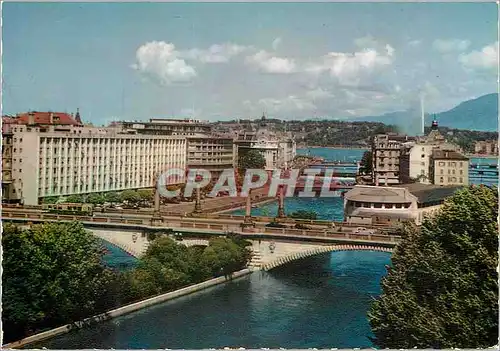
[261,244,392,271]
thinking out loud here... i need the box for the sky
[2,2,498,125]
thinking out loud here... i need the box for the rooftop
[5,111,81,126]
[431,149,469,160]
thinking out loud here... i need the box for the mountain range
[353,93,498,133]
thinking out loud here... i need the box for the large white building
[235,129,296,170]
[3,121,186,205]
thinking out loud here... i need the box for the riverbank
[3,268,253,349]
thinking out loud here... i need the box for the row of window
[438,177,464,183]
[350,201,411,209]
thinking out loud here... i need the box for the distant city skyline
[2,2,498,124]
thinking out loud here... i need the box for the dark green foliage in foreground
[369,185,498,348]
[2,222,119,343]
[289,210,318,220]
[358,151,372,175]
[125,236,252,301]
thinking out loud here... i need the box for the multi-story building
[3,116,187,205]
[186,136,236,175]
[429,150,469,186]
[344,183,462,225]
[234,129,296,170]
[399,120,462,184]
[117,118,211,136]
[474,140,499,156]
[371,133,415,186]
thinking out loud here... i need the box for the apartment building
[429,150,469,186]
[186,136,236,175]
[3,120,186,205]
[399,120,462,184]
[371,133,415,186]
[475,140,499,156]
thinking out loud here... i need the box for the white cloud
[132,41,197,84]
[258,95,316,112]
[272,37,282,51]
[245,50,297,74]
[459,41,498,71]
[182,43,249,63]
[433,39,470,53]
[305,47,394,82]
[305,88,334,100]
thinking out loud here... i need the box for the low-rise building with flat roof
[343,183,463,226]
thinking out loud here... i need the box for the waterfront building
[474,140,499,156]
[371,133,416,186]
[429,150,469,186]
[399,120,462,184]
[234,128,296,170]
[343,183,462,225]
[2,114,186,205]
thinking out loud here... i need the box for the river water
[34,147,494,348]
[35,251,391,349]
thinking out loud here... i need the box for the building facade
[3,122,187,205]
[474,140,499,156]
[344,183,462,225]
[186,136,236,174]
[235,129,296,170]
[399,120,463,184]
[429,150,469,186]
[371,133,415,186]
[117,118,212,136]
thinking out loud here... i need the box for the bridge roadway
[2,210,399,270]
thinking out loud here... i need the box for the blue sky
[2,2,498,124]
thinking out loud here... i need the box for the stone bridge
[90,229,393,271]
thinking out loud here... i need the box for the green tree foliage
[42,196,59,204]
[369,186,498,348]
[137,189,154,202]
[289,210,318,220]
[87,193,105,205]
[120,190,141,204]
[2,222,119,342]
[104,192,121,203]
[238,149,266,170]
[65,194,84,203]
[359,151,373,175]
[127,236,251,301]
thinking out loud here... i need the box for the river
[34,251,391,349]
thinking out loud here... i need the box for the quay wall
[2,268,252,349]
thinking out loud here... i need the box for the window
[439,162,445,166]
[374,203,383,208]
[421,147,425,151]
[440,169,444,174]
[421,169,425,175]
[459,177,463,183]
[421,154,425,158]
[459,170,463,175]
[440,177,444,183]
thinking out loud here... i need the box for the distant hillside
[433,93,498,132]
[353,93,498,132]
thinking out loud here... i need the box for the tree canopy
[238,149,266,170]
[2,222,119,342]
[358,151,373,175]
[369,185,498,348]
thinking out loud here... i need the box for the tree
[104,192,121,203]
[42,196,59,204]
[65,194,84,203]
[120,190,140,204]
[87,193,105,205]
[137,189,154,202]
[238,149,266,170]
[368,186,498,349]
[2,222,119,342]
[359,151,373,175]
[289,210,317,220]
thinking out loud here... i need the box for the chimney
[49,112,54,124]
[28,112,35,125]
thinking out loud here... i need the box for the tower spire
[75,108,82,125]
